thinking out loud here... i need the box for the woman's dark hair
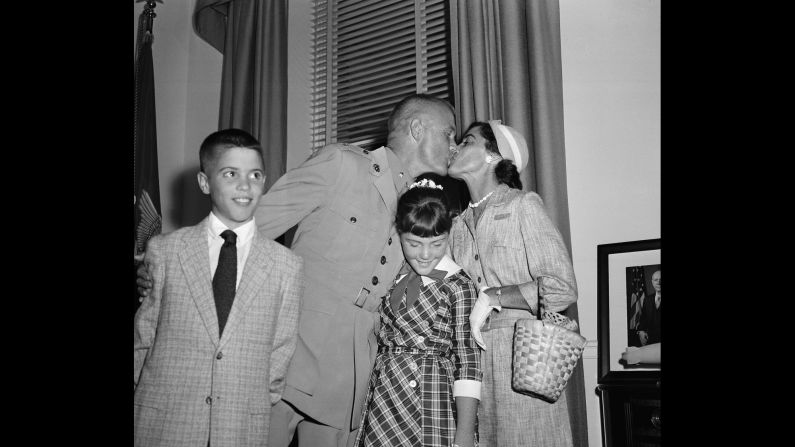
[465,121,523,190]
[395,185,452,237]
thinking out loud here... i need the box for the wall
[560,1,661,445]
[134,0,222,233]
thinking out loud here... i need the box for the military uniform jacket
[133,217,304,447]
[254,143,410,430]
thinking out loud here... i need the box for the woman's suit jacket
[449,184,577,316]
[133,217,304,447]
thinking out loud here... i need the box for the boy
[134,128,304,447]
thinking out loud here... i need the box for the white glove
[470,288,501,350]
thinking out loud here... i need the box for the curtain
[450,1,588,445]
[193,0,288,192]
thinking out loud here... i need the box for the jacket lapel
[461,207,476,239]
[179,218,220,345]
[218,231,275,349]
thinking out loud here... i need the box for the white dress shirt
[207,212,256,289]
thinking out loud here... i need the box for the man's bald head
[387,94,455,136]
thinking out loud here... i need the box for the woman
[447,120,578,447]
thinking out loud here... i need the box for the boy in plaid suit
[134,129,305,447]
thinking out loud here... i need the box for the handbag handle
[536,276,545,319]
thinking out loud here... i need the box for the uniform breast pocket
[323,204,379,262]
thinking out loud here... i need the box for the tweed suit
[253,143,410,434]
[449,184,578,447]
[133,216,304,447]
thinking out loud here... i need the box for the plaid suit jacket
[134,217,304,447]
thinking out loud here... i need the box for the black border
[597,238,661,384]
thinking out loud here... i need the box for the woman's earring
[485,155,497,164]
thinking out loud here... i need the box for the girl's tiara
[408,178,444,191]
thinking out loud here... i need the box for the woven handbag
[511,282,586,403]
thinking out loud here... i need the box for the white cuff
[479,288,502,312]
[453,379,481,400]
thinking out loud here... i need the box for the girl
[355,178,482,447]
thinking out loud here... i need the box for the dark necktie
[213,229,237,335]
[390,265,447,313]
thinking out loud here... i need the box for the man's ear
[409,118,423,142]
[197,171,210,195]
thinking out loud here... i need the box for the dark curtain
[193,0,289,192]
[450,1,588,445]
[134,5,162,316]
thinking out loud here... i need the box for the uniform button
[380,256,386,265]
[205,396,213,405]
[409,362,418,371]
[388,237,392,245]
[408,380,417,388]
[373,164,380,172]
[474,254,479,260]
[216,352,223,360]
[372,276,379,285]
[350,216,357,223]
[478,277,481,283]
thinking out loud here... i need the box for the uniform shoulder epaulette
[337,142,376,158]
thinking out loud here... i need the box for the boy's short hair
[200,128,264,172]
[395,185,452,237]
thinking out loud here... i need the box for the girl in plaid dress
[355,179,482,447]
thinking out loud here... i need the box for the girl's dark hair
[465,121,523,190]
[395,185,452,237]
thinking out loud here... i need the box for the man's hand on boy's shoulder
[136,262,153,298]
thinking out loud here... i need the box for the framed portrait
[597,238,661,384]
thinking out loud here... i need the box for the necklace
[468,190,495,208]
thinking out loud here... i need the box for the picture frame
[597,238,661,384]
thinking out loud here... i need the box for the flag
[134,5,162,259]
[628,266,647,329]
[134,2,162,314]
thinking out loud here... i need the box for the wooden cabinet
[596,381,661,447]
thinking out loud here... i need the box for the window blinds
[311,0,453,152]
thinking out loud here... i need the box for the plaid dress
[355,257,481,447]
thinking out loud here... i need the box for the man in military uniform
[137,94,457,447]
[258,94,457,447]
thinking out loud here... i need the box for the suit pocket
[134,399,165,445]
[491,219,523,251]
[247,400,269,447]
